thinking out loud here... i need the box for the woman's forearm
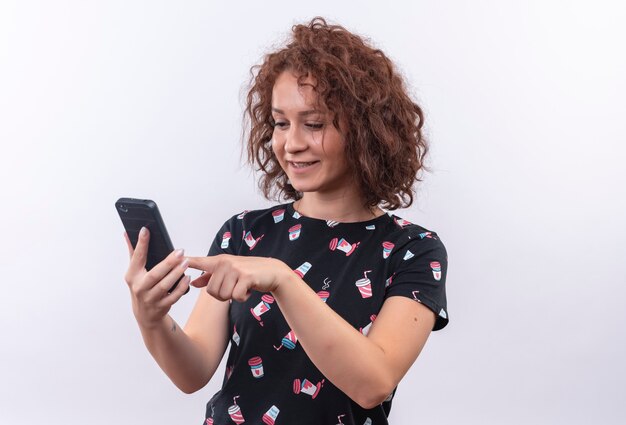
[137,314,215,394]
[271,273,394,408]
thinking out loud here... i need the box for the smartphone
[115,197,188,294]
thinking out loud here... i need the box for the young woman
[124,17,448,425]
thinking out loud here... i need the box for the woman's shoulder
[219,203,291,228]
[381,211,447,257]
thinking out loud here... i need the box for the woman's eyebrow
[271,107,323,116]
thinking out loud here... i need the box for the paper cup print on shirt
[250,294,275,326]
[248,356,264,378]
[430,261,442,281]
[394,217,412,228]
[221,231,232,249]
[382,241,394,259]
[228,396,245,424]
[243,231,264,250]
[272,209,285,223]
[293,262,312,278]
[329,237,359,256]
[262,405,280,425]
[293,378,325,399]
[274,330,298,350]
[288,224,302,241]
[355,270,373,298]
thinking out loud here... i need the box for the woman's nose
[284,127,308,153]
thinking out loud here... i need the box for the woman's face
[271,71,353,197]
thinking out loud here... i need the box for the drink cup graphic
[205,419,214,425]
[394,217,412,228]
[326,220,339,227]
[243,231,264,250]
[288,224,302,241]
[355,271,373,298]
[274,330,298,350]
[250,294,275,326]
[237,210,249,219]
[317,290,330,303]
[382,241,394,259]
[293,378,324,399]
[403,249,414,261]
[262,405,280,425]
[359,314,377,336]
[364,418,373,425]
[365,224,376,230]
[419,231,433,239]
[430,261,442,281]
[329,237,359,256]
[248,356,264,378]
[293,262,312,278]
[232,325,240,346]
[228,396,245,424]
[292,210,302,219]
[272,209,285,223]
[221,231,232,249]
[385,273,395,288]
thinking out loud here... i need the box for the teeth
[292,162,315,168]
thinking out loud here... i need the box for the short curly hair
[243,16,430,210]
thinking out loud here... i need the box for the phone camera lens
[119,204,128,213]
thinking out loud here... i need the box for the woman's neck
[294,193,385,223]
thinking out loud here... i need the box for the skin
[123,70,436,408]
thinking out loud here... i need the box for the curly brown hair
[243,16,430,210]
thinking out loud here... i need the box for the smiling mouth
[289,161,319,169]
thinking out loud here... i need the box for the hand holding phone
[123,226,191,329]
[116,198,190,328]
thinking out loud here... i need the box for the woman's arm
[137,294,230,394]
[124,229,230,394]
[187,254,435,408]
[272,272,434,409]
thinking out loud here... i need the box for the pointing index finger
[186,255,218,273]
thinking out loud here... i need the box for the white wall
[1,1,625,424]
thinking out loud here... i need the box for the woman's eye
[273,121,287,128]
[306,123,324,130]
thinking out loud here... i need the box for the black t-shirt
[203,202,448,425]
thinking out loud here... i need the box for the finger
[218,270,238,301]
[231,280,252,303]
[148,256,189,298]
[187,255,221,273]
[206,270,227,301]
[128,227,150,275]
[160,275,191,307]
[190,271,212,288]
[141,249,186,289]
[123,232,135,260]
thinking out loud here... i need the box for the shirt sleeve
[207,213,242,257]
[383,231,449,331]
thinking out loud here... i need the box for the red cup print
[382,241,394,259]
[430,261,442,281]
[248,356,264,378]
[293,378,324,399]
[228,403,245,424]
[355,277,372,298]
[293,262,312,278]
[221,231,232,249]
[288,224,302,241]
[272,209,285,223]
[317,290,329,302]
[262,405,280,425]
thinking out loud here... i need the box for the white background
[1,1,625,424]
